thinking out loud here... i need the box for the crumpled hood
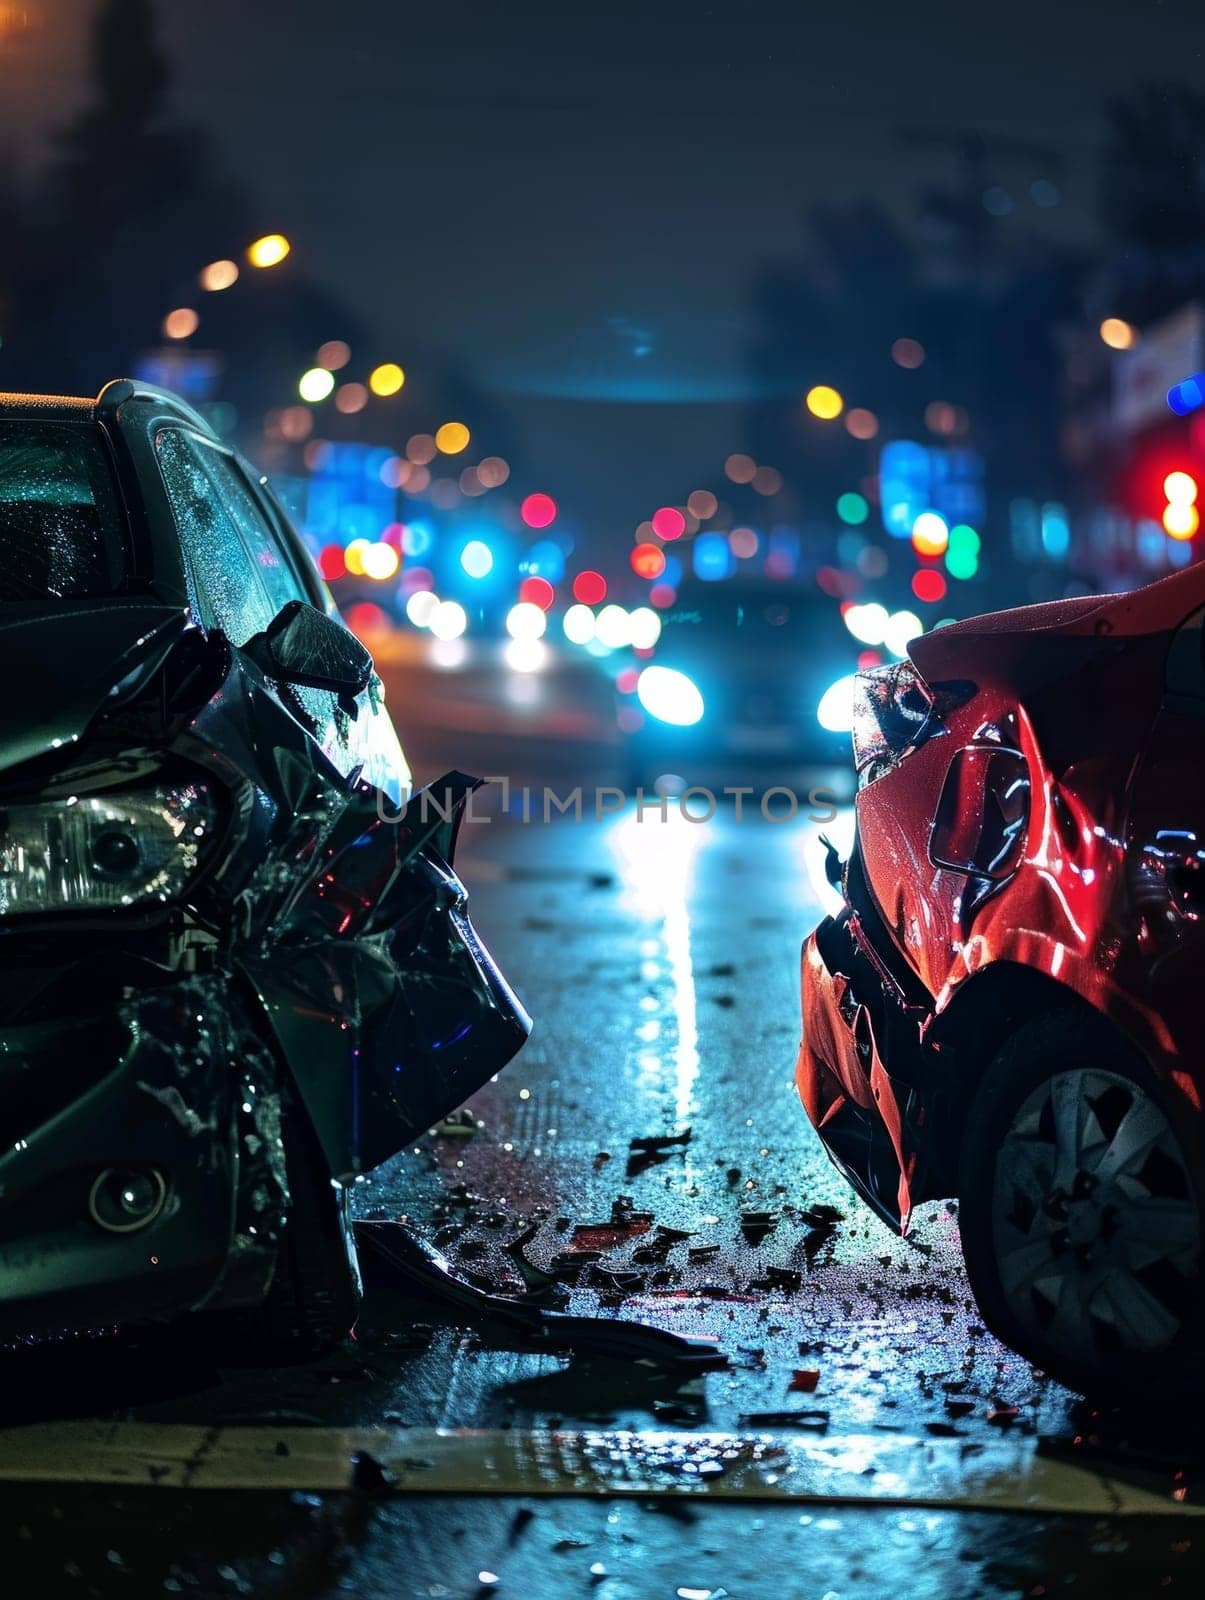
[908,562,1205,694]
[0,601,189,777]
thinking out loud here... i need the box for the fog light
[88,1166,168,1234]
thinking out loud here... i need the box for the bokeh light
[279,405,313,441]
[836,492,869,525]
[945,523,981,579]
[318,544,346,581]
[1164,502,1200,539]
[435,420,470,454]
[519,575,555,610]
[478,456,510,488]
[317,340,351,371]
[247,234,291,269]
[845,408,879,440]
[884,609,924,657]
[687,489,718,520]
[1099,317,1136,351]
[651,506,686,540]
[729,526,759,559]
[843,602,889,646]
[891,338,925,369]
[406,590,439,628]
[335,383,368,414]
[649,583,676,608]
[596,604,631,649]
[505,639,546,674]
[910,510,950,557]
[521,492,558,528]
[631,542,667,579]
[344,538,370,576]
[805,385,844,420]
[573,569,607,605]
[429,600,468,641]
[298,367,335,403]
[751,465,782,495]
[368,362,405,397]
[724,453,757,484]
[407,433,437,464]
[912,568,948,604]
[460,539,495,578]
[506,601,547,641]
[563,603,596,645]
[361,542,400,581]
[1164,471,1198,505]
[628,607,662,649]
[199,259,238,292]
[162,307,198,340]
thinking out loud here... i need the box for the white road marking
[0,1422,1195,1515]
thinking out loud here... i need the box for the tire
[958,1012,1205,1406]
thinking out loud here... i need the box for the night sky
[4,0,1205,522]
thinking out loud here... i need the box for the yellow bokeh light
[162,307,199,340]
[1164,470,1198,506]
[199,259,238,292]
[1099,317,1136,351]
[805,384,844,420]
[368,362,406,397]
[344,538,371,576]
[298,367,335,403]
[435,420,471,455]
[247,233,291,269]
[1163,502,1200,540]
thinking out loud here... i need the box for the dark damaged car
[0,381,529,1351]
[797,567,1205,1401]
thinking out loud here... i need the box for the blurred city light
[298,367,335,402]
[637,665,704,727]
[460,539,495,578]
[521,492,558,528]
[751,465,782,495]
[361,542,400,580]
[506,601,548,641]
[317,340,351,370]
[631,542,667,578]
[572,569,607,604]
[318,544,346,581]
[628,606,662,649]
[817,674,858,733]
[596,604,631,649]
[693,531,735,581]
[724,453,757,484]
[843,601,889,646]
[406,590,439,628]
[335,383,368,414]
[1099,317,1136,350]
[429,599,468,640]
[247,233,291,268]
[1164,502,1200,539]
[836,491,869,525]
[407,433,437,464]
[884,609,924,657]
[478,456,511,487]
[910,510,949,557]
[505,638,546,673]
[845,407,879,440]
[891,338,925,369]
[199,259,239,292]
[563,603,597,644]
[1164,470,1198,505]
[687,489,718,520]
[651,506,686,540]
[945,523,981,579]
[805,384,844,420]
[162,307,199,340]
[519,575,555,609]
[912,568,948,603]
[1168,374,1205,416]
[344,538,370,576]
[435,420,470,454]
[729,526,759,559]
[368,362,405,397]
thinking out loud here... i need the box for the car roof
[0,379,218,439]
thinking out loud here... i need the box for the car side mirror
[242,601,373,696]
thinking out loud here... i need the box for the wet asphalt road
[2,802,1204,1598]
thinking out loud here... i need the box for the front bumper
[0,975,282,1341]
[795,913,926,1231]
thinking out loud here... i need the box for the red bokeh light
[344,602,389,635]
[381,522,405,549]
[573,569,607,605]
[911,568,948,604]
[616,667,640,694]
[649,583,677,608]
[318,543,347,581]
[519,575,555,610]
[631,542,667,579]
[857,650,882,669]
[651,506,686,541]
[520,492,557,528]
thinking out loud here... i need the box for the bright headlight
[0,781,217,916]
[636,665,705,727]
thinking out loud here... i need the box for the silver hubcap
[992,1069,1200,1361]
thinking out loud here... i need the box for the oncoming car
[797,566,1205,1401]
[0,380,530,1351]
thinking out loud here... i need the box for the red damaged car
[797,564,1205,1399]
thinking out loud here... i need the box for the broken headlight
[0,781,217,916]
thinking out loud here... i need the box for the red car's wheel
[959,1014,1205,1404]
